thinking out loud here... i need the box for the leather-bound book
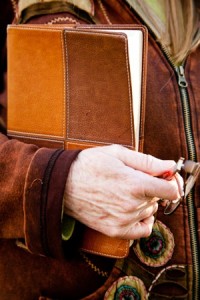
[7,24,148,258]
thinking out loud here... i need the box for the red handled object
[160,158,200,215]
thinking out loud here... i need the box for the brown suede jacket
[0,0,200,299]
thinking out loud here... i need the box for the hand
[64,145,183,240]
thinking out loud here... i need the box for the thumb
[100,144,176,176]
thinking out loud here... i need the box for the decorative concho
[104,276,147,300]
[133,220,174,267]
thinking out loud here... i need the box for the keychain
[159,157,200,215]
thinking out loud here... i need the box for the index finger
[131,169,182,201]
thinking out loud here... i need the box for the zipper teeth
[180,85,199,300]
[161,45,197,158]
[161,45,199,299]
[124,2,199,294]
[179,88,196,159]
[178,88,199,300]
[188,191,199,294]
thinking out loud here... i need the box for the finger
[128,168,182,201]
[136,202,158,221]
[124,216,155,240]
[157,173,184,206]
[99,144,183,200]
[100,144,176,176]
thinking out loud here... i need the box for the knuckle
[132,184,144,197]
[107,217,129,238]
[121,199,137,213]
[145,154,155,170]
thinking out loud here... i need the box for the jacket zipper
[100,2,199,296]
[162,48,199,300]
[131,0,200,288]
[127,0,200,290]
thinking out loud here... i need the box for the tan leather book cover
[7,24,148,258]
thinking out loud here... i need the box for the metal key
[183,160,200,198]
[164,159,200,215]
[163,157,184,215]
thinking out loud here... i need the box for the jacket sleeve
[0,134,80,258]
[0,1,87,259]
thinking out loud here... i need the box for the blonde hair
[165,0,200,64]
[138,0,200,64]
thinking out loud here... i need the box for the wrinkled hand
[64,145,183,240]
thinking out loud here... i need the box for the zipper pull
[176,65,188,88]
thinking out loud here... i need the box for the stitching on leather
[8,26,66,138]
[61,31,66,138]
[46,16,80,25]
[98,0,112,24]
[63,32,70,141]
[147,264,186,298]
[80,251,109,277]
[8,130,63,140]
[80,240,129,258]
[77,25,148,151]
[67,141,133,149]
[140,27,147,150]
[9,26,143,149]
[8,25,63,32]
[8,131,133,148]
[67,137,133,148]
[64,30,134,147]
[123,36,134,148]
[8,130,64,138]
